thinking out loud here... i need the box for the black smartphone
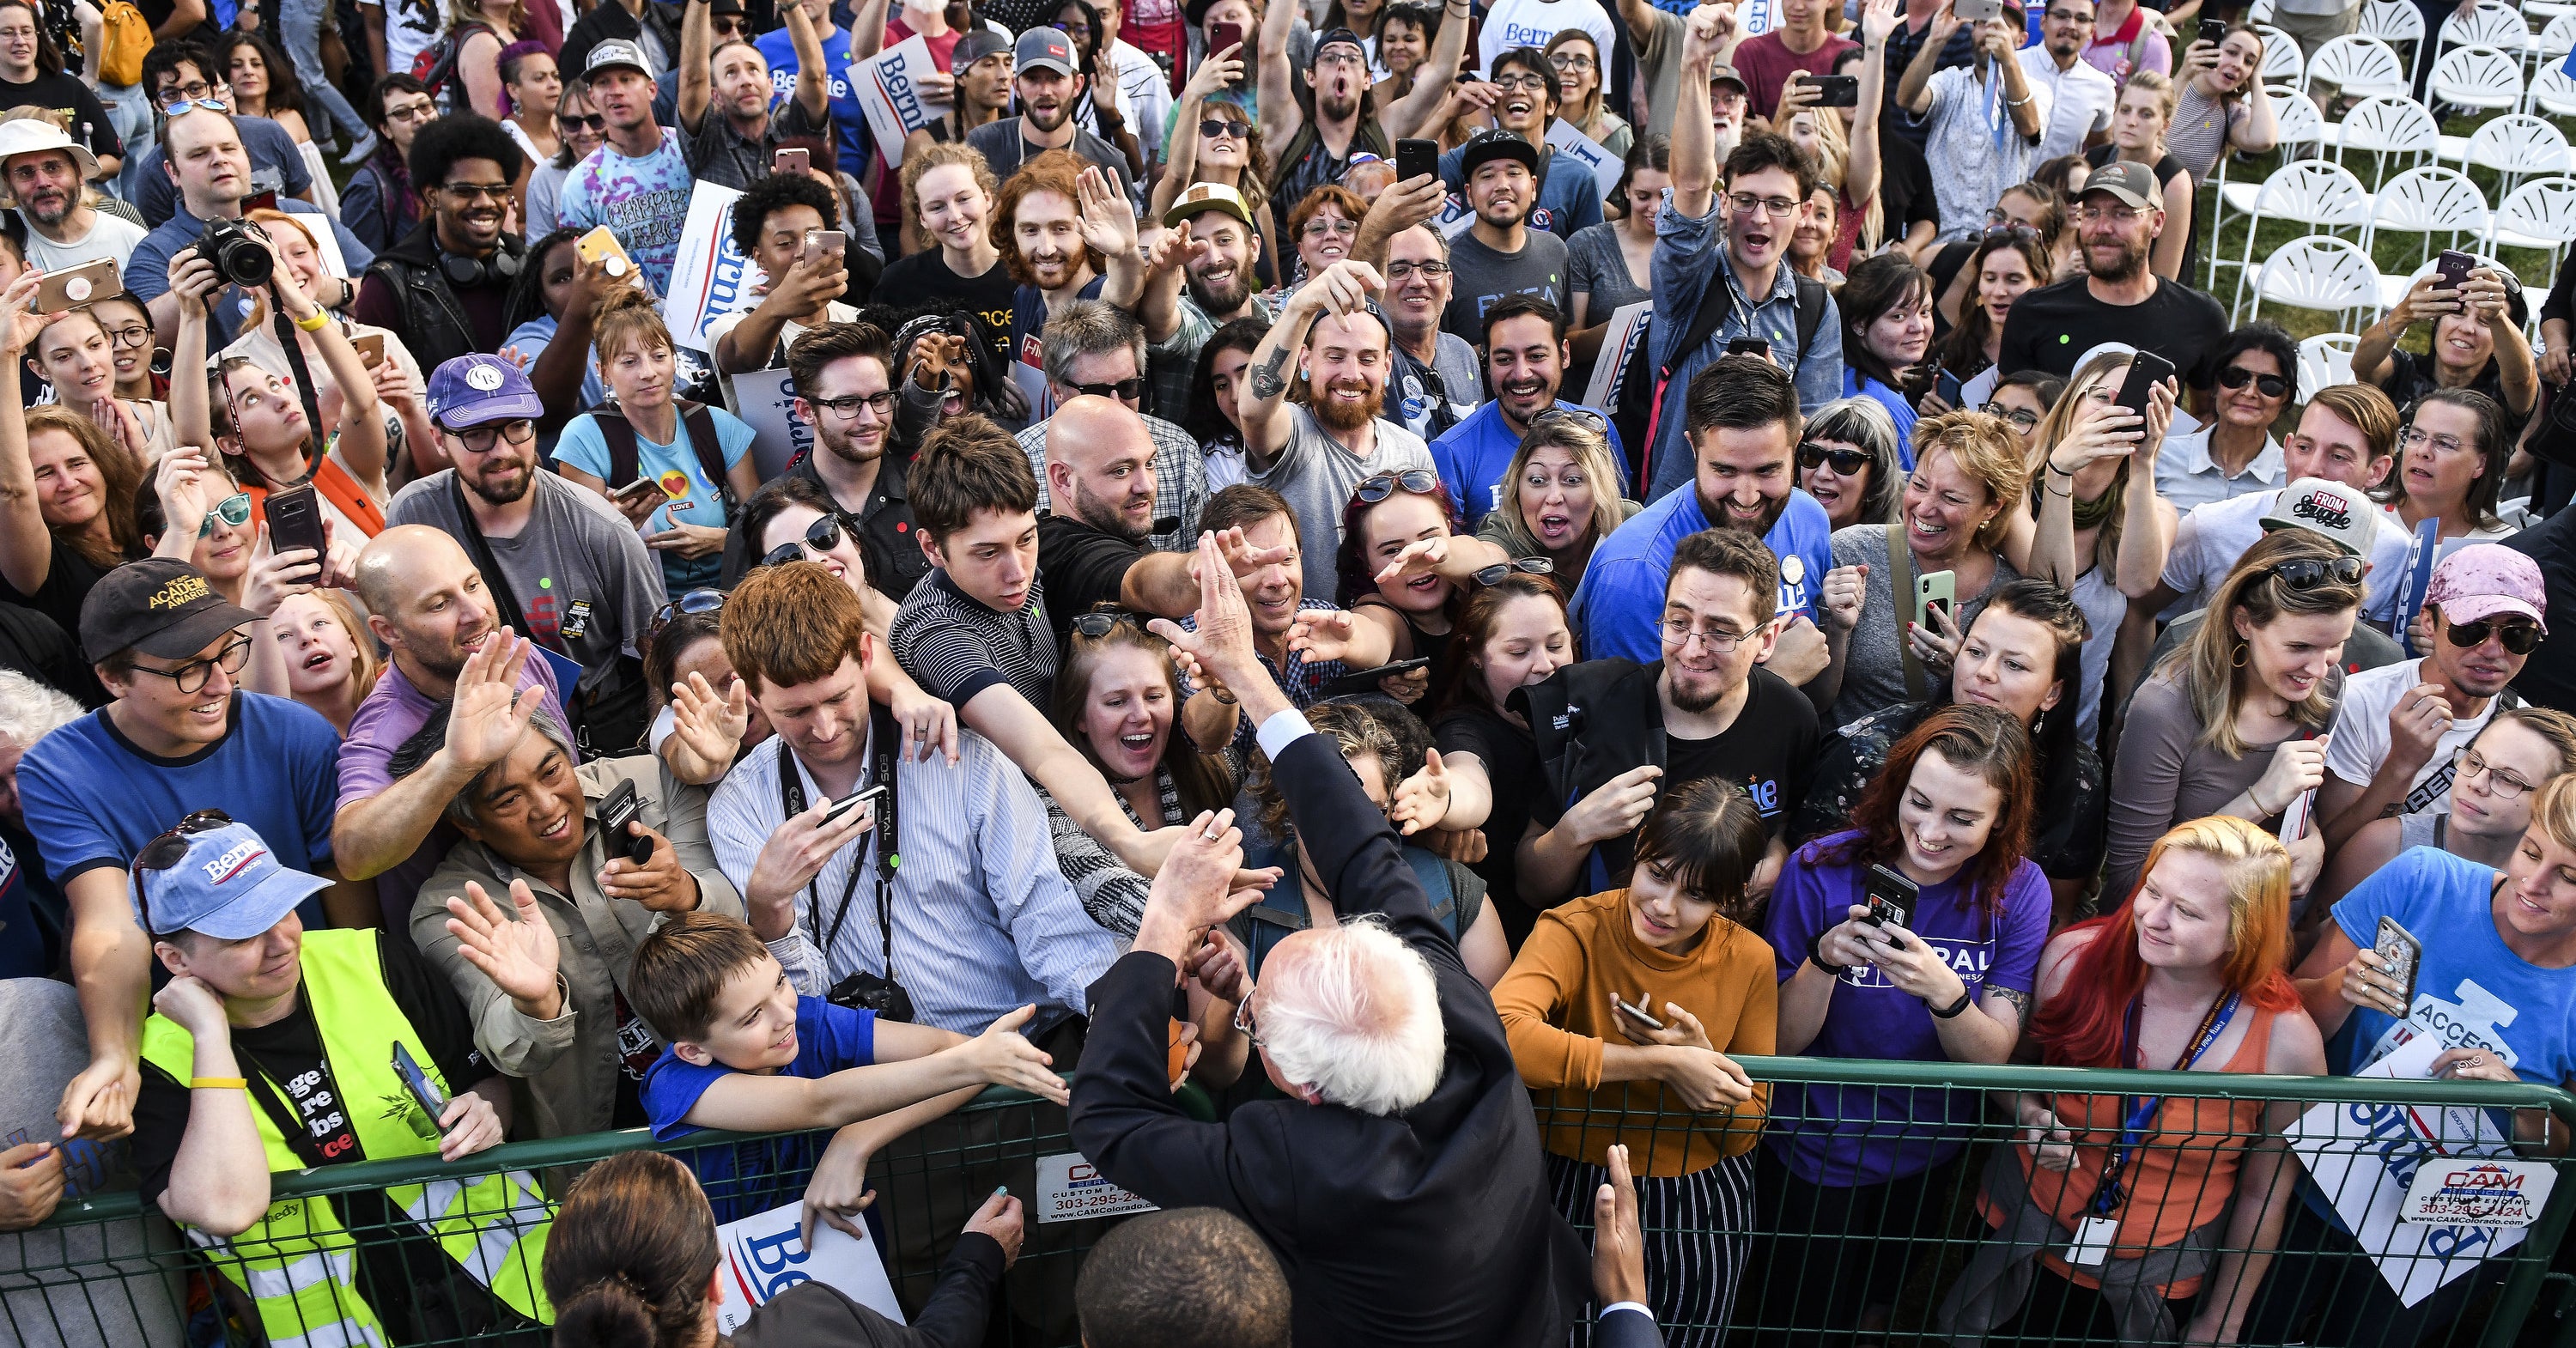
[2115,350,2175,417]
[2435,248,2477,297]
[1935,367,1965,407]
[1396,137,1439,185]
[1727,337,1773,358]
[1804,74,1860,106]
[598,777,653,864]
[822,783,887,828]
[263,483,328,560]
[392,1041,449,1132]
[1863,864,1918,929]
[2197,18,2227,46]
[1208,18,1243,56]
[1339,656,1432,683]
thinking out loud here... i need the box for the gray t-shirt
[0,979,186,1348]
[1826,525,2024,728]
[1249,405,1435,604]
[385,470,671,699]
[1443,226,1572,347]
[1566,222,1649,320]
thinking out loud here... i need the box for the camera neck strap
[774,702,902,977]
[266,299,331,483]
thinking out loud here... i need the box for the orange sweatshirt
[1492,888,1777,1177]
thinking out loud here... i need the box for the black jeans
[1739,1144,1965,1345]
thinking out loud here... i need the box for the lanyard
[2090,991,2241,1217]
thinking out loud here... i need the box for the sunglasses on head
[131,808,236,938]
[198,490,252,537]
[1798,441,1870,475]
[1072,604,1145,638]
[2445,613,2542,654]
[2264,555,2365,590]
[2219,364,2288,398]
[1471,556,1555,586]
[649,587,725,636]
[1530,406,1609,435]
[1354,469,1442,503]
[760,513,850,569]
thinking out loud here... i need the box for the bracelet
[1929,988,1975,1019]
[1209,686,1238,705]
[293,309,330,332]
[2005,92,2033,107]
[1807,930,1850,978]
[190,1077,247,1090]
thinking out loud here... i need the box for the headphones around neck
[440,233,526,288]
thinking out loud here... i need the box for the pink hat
[2424,543,2547,631]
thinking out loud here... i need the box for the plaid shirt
[1177,598,1347,752]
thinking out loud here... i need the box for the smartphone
[1167,1019,1194,1088]
[264,483,328,560]
[1954,0,2002,22]
[576,225,631,277]
[598,777,653,864]
[392,1041,449,1132]
[1804,74,1860,106]
[2277,785,2315,841]
[2435,248,2477,299]
[1727,337,1773,359]
[1396,137,1440,185]
[34,258,119,312]
[1208,18,1243,56]
[611,475,665,511]
[2197,17,2228,46]
[1935,367,1965,407]
[1864,864,1918,930]
[774,146,811,176]
[804,229,847,264]
[1611,993,1665,1030]
[351,331,386,369]
[2374,915,2422,1009]
[1914,569,1956,631]
[822,783,887,828]
[2115,349,2175,418]
[1340,656,1433,683]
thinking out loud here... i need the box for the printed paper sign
[2287,1030,2524,1306]
[853,35,949,172]
[1583,300,1649,411]
[663,181,755,354]
[1544,118,1621,199]
[2403,1158,2555,1229]
[729,366,813,482]
[1035,1151,1157,1224]
[708,1199,905,1331]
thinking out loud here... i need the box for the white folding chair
[2248,235,2386,331]
[2298,332,2361,391]
[2490,176,2576,270]
[2366,165,2492,264]
[2539,13,2576,70]
[2301,33,2413,100]
[2256,22,2306,86]
[2430,45,2529,114]
[2222,161,2374,318]
[2533,60,2576,121]
[2439,1,2537,59]
[2324,94,2441,184]
[2439,112,2572,192]
[2362,0,2429,82]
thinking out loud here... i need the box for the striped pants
[1546,1149,1757,1348]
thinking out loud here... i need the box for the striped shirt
[889,569,1058,709]
[704,726,1121,1035]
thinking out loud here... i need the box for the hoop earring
[2232,642,2249,670]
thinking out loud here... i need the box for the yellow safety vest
[140,928,555,1348]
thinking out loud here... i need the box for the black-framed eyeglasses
[381,99,438,124]
[2263,556,2365,590]
[2444,614,2542,654]
[447,419,537,454]
[1981,401,2042,432]
[1199,118,1251,139]
[2456,744,2541,800]
[1799,441,1871,475]
[1470,556,1555,586]
[198,491,252,537]
[1656,616,1762,652]
[811,389,900,420]
[649,587,726,637]
[761,513,851,568]
[1065,377,1146,403]
[156,78,229,107]
[130,635,252,695]
[556,111,605,131]
[1071,604,1145,638]
[1354,469,1441,503]
[2218,365,2288,398]
[132,808,236,937]
[105,322,151,349]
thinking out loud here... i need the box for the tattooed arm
[1234,274,1327,472]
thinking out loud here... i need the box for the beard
[1698,487,1787,537]
[1024,99,1068,133]
[1187,264,1254,317]
[1070,479,1148,543]
[1309,379,1384,432]
[1666,664,1731,713]
[817,416,885,466]
[2087,233,2149,282]
[463,449,538,507]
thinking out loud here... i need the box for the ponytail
[542,1151,722,1348]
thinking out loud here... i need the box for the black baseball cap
[1461,128,1540,179]
[80,558,260,664]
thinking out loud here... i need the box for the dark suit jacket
[1069,729,1589,1347]
[1600,1308,1665,1348]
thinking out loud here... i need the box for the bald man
[1036,395,1212,640]
[332,525,568,920]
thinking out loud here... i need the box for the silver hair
[446,706,580,832]
[1257,914,1445,1116]
[0,668,82,754]
[1040,300,1149,388]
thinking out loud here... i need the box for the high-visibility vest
[139,928,555,1348]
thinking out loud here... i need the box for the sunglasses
[1071,605,1145,638]
[1799,442,1870,475]
[1470,556,1555,586]
[2219,365,2288,398]
[131,807,236,937]
[761,513,851,569]
[557,112,607,131]
[1530,406,1608,435]
[1066,376,1147,403]
[2264,556,2366,590]
[649,587,725,636]
[1200,118,1251,139]
[198,490,252,537]
[2445,615,2542,654]
[1355,469,1442,503]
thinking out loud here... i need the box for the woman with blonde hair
[877,142,1017,367]
[2086,70,2196,282]
[1541,30,1630,157]
[1473,410,1642,592]
[2317,707,2576,906]
[2107,528,2360,902]
[268,591,380,735]
[2024,347,2178,740]
[1941,814,2322,1346]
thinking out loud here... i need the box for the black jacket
[361,222,516,376]
[1513,657,1667,891]
[1068,730,1589,1348]
[561,0,683,84]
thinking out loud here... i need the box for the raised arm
[677,0,715,133]
[1078,167,1147,312]
[1152,43,1241,222]
[787,0,831,123]
[2352,280,2433,388]
[0,271,52,598]
[1897,0,1960,115]
[269,251,387,490]
[1847,0,1896,213]
[848,0,893,60]
[331,633,541,880]
[1669,3,1741,221]
[1255,0,1303,161]
[684,1005,1070,1131]
[1236,264,1340,465]
[1382,0,1473,140]
[145,980,271,1237]
[2114,396,2178,598]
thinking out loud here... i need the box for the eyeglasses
[1300,218,1358,239]
[2218,365,2288,398]
[1199,118,1251,139]
[1727,192,1800,218]
[761,513,851,568]
[2044,6,2094,19]
[556,112,605,131]
[130,635,252,695]
[1799,442,1871,474]
[440,181,512,201]
[446,418,537,454]
[1491,72,1552,92]
[1470,556,1555,586]
[712,15,748,33]
[2398,425,2472,457]
[1386,259,1452,280]
[1066,377,1147,403]
[1231,987,1266,1047]
[381,100,438,124]
[105,323,150,349]
[1657,616,1762,652]
[1547,52,1596,71]
[2263,555,2365,590]
[131,808,237,936]
[156,78,228,107]
[2074,203,2144,223]
[1071,605,1145,638]
[1355,469,1441,503]
[198,491,252,537]
[1981,401,2042,431]
[811,389,901,420]
[2455,745,2542,800]
[1315,49,1368,68]
[649,587,725,637]
[2444,614,2542,654]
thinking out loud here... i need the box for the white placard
[1545,118,1622,200]
[729,366,814,482]
[707,1199,906,1332]
[853,35,949,172]
[1034,1151,1157,1224]
[2287,1030,2524,1306]
[663,181,755,354]
[2403,1158,2557,1229]
[1583,299,1650,411]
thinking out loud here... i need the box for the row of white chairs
[2207,159,2576,313]
[2254,1,2576,87]
[2286,33,2565,118]
[2241,235,2533,336]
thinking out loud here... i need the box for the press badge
[2068,1215,2120,1266]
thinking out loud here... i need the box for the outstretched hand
[445,879,564,1014]
[1135,809,1269,960]
[1150,532,1263,700]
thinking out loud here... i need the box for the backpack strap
[1886,523,1924,702]
[677,401,737,517]
[1793,273,1829,360]
[595,406,642,489]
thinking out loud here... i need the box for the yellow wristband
[294,310,330,332]
[190,1077,247,1090]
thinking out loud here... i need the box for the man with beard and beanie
[1996,160,2229,387]
[1431,294,1622,528]
[1440,130,1571,348]
[1018,301,1207,552]
[1434,49,1603,241]
[967,28,1134,196]
[1261,13,1468,241]
[1896,0,2048,242]
[997,156,1145,416]
[354,113,526,378]
[1036,396,1247,647]
[387,353,666,756]
[1135,183,1279,418]
[1575,354,1837,684]
[1237,258,1438,602]
[0,118,143,272]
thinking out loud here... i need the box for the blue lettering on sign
[739,1227,814,1298]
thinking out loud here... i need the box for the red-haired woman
[1938,814,2324,1345]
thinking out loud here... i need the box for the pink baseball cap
[2424,543,2547,631]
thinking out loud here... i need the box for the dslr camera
[191,216,273,288]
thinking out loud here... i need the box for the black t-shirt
[1658,665,1818,840]
[0,598,100,707]
[2375,349,2520,425]
[1996,273,2232,390]
[1433,702,1543,949]
[873,249,1019,367]
[1036,512,1144,642]
[4,536,121,654]
[2506,507,2576,714]
[1876,125,1941,248]
[0,71,121,164]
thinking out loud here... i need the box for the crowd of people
[0,0,2573,1340]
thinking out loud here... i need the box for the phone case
[1915,571,1956,628]
[2117,352,2174,415]
[2375,916,2422,1006]
[264,485,328,559]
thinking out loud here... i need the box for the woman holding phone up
[2025,346,2178,742]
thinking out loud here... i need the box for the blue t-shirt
[759,25,865,178]
[556,131,696,295]
[641,993,879,1223]
[15,694,342,930]
[554,405,756,592]
[1437,141,1608,240]
[1844,369,1919,471]
[1429,398,1626,531]
[1567,483,1836,664]
[2329,847,2576,1087]
[1761,829,2050,1186]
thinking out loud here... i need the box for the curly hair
[728,169,843,258]
[900,140,1000,240]
[993,150,1103,287]
[1249,701,1410,841]
[406,112,528,191]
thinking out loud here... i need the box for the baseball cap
[1015,26,1075,76]
[1164,180,1255,229]
[584,38,652,79]
[136,814,329,939]
[2424,543,2548,630]
[1710,64,1749,94]
[2259,477,2373,559]
[1316,26,1368,58]
[0,118,98,207]
[2081,161,2160,211]
[1461,127,1540,179]
[79,558,261,665]
[428,353,545,429]
[957,28,1012,69]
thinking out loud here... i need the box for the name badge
[2067,1214,2120,1266]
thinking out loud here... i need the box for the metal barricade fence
[9,1059,2575,1347]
